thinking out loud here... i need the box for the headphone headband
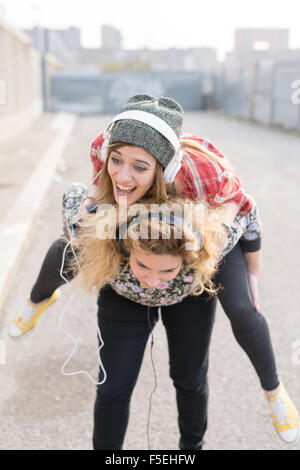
[100,111,183,183]
[110,111,181,152]
[117,212,202,257]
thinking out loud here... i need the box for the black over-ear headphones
[116,213,202,258]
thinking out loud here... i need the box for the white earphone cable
[58,238,107,386]
[146,305,159,450]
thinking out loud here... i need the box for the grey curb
[0,113,77,314]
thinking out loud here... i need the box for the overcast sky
[0,0,299,60]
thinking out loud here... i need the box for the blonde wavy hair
[74,196,226,297]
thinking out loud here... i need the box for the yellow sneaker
[8,290,60,340]
[269,383,300,444]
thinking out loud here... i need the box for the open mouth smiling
[115,183,137,196]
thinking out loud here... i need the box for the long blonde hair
[74,197,226,296]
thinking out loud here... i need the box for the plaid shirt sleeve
[177,133,252,216]
[176,134,260,252]
[89,132,105,184]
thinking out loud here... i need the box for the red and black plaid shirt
[89,131,252,217]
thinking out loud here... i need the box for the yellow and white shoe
[8,290,60,340]
[269,383,300,444]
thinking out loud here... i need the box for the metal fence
[48,65,300,130]
[219,61,300,130]
[49,71,206,114]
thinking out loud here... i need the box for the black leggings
[30,238,279,392]
[215,245,279,391]
[94,285,216,450]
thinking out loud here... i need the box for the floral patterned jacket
[109,264,198,307]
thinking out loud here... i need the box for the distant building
[101,25,122,51]
[224,28,300,82]
[24,24,219,73]
[99,26,218,72]
[53,26,81,50]
[24,26,81,51]
[100,47,219,73]
[235,28,289,52]
[23,26,81,66]
[75,48,101,70]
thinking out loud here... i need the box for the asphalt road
[0,111,300,450]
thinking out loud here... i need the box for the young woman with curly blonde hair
[73,196,227,450]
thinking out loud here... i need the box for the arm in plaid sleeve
[90,133,105,184]
[214,169,252,216]
[221,197,262,257]
[239,197,262,252]
[177,137,253,217]
[198,136,254,217]
[76,132,105,214]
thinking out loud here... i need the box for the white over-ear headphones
[100,110,183,184]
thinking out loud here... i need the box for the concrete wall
[0,19,43,143]
[219,61,300,130]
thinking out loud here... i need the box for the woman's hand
[78,183,100,217]
[78,197,96,217]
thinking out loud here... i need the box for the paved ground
[0,112,76,312]
[0,111,300,450]
[0,114,61,221]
